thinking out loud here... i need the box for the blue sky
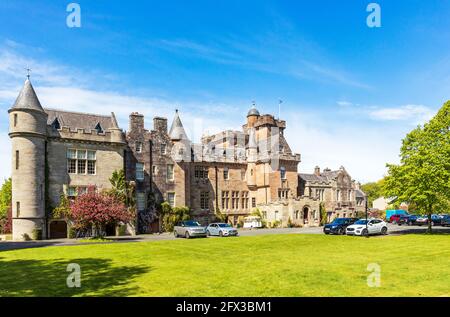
[0,0,449,182]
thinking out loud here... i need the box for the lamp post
[365,196,369,238]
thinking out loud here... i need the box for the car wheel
[185,231,190,239]
[219,231,223,237]
[206,230,211,237]
[362,229,369,237]
[408,221,412,226]
[338,228,344,235]
[381,227,387,235]
[324,232,330,235]
[174,231,178,238]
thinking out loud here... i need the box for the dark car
[323,218,358,235]
[404,214,419,225]
[441,215,450,227]
[398,214,412,226]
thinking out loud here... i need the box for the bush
[159,202,191,232]
[32,229,42,240]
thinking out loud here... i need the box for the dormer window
[95,122,103,133]
[51,118,61,130]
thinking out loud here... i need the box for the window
[67,186,77,198]
[280,167,286,180]
[135,142,143,153]
[136,163,144,180]
[336,190,341,202]
[241,191,249,209]
[167,192,175,207]
[274,210,279,221]
[231,191,239,209]
[252,197,256,208]
[78,186,88,196]
[51,118,60,130]
[315,188,325,201]
[160,143,167,154]
[152,165,158,176]
[194,166,208,179]
[167,164,174,181]
[16,201,20,217]
[136,192,146,211]
[95,122,103,133]
[15,150,19,170]
[278,189,289,199]
[13,114,17,127]
[295,210,299,219]
[87,151,96,174]
[348,190,352,201]
[223,167,229,180]
[221,191,230,209]
[200,192,209,209]
[67,149,96,175]
[241,169,246,180]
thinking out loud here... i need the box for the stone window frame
[67,149,96,175]
[166,164,174,181]
[231,191,239,209]
[160,143,167,155]
[136,162,145,181]
[135,141,143,153]
[167,192,175,207]
[152,165,158,176]
[200,191,209,210]
[241,191,249,209]
[223,167,229,180]
[221,190,230,209]
[252,197,256,208]
[136,192,146,211]
[280,166,286,180]
[194,165,209,179]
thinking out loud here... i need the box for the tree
[52,194,71,219]
[0,178,12,234]
[107,169,135,208]
[158,202,191,232]
[319,202,327,226]
[384,101,450,233]
[361,179,385,208]
[70,187,135,237]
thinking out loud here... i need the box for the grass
[0,234,449,297]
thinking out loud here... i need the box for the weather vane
[25,67,31,79]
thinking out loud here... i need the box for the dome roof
[247,106,260,117]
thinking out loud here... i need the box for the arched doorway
[303,207,309,224]
[49,221,68,239]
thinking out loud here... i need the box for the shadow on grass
[392,227,450,235]
[0,257,150,297]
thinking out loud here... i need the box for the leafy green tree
[319,202,327,225]
[361,179,385,208]
[0,178,12,219]
[107,169,135,208]
[159,202,191,232]
[384,101,450,233]
[52,194,71,219]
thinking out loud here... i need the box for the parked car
[346,219,388,236]
[174,221,207,239]
[389,214,404,224]
[323,218,358,235]
[404,214,420,225]
[397,214,412,225]
[206,223,238,237]
[414,216,429,226]
[441,215,450,227]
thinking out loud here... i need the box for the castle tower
[247,105,260,128]
[8,78,48,240]
[246,127,257,188]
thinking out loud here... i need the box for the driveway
[1,223,448,252]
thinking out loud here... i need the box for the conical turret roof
[169,110,189,141]
[10,79,45,112]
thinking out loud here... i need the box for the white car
[206,223,238,237]
[346,219,388,236]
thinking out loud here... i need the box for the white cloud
[369,104,435,123]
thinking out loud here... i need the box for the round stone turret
[8,78,48,240]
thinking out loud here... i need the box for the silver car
[174,221,207,239]
[206,223,239,237]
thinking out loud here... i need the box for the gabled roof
[355,189,366,198]
[169,110,189,141]
[10,79,45,112]
[45,108,119,132]
[298,173,329,183]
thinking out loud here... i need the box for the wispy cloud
[369,104,435,123]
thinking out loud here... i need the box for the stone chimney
[355,182,361,190]
[129,112,144,132]
[314,166,320,176]
[153,116,167,133]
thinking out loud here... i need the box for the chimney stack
[314,166,320,176]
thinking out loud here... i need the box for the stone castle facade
[8,79,366,240]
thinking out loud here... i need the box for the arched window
[280,166,286,180]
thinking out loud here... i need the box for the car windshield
[218,223,232,228]
[354,219,369,225]
[332,218,347,224]
[183,221,201,227]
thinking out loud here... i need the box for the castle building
[8,79,366,240]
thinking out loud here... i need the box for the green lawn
[0,234,449,297]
